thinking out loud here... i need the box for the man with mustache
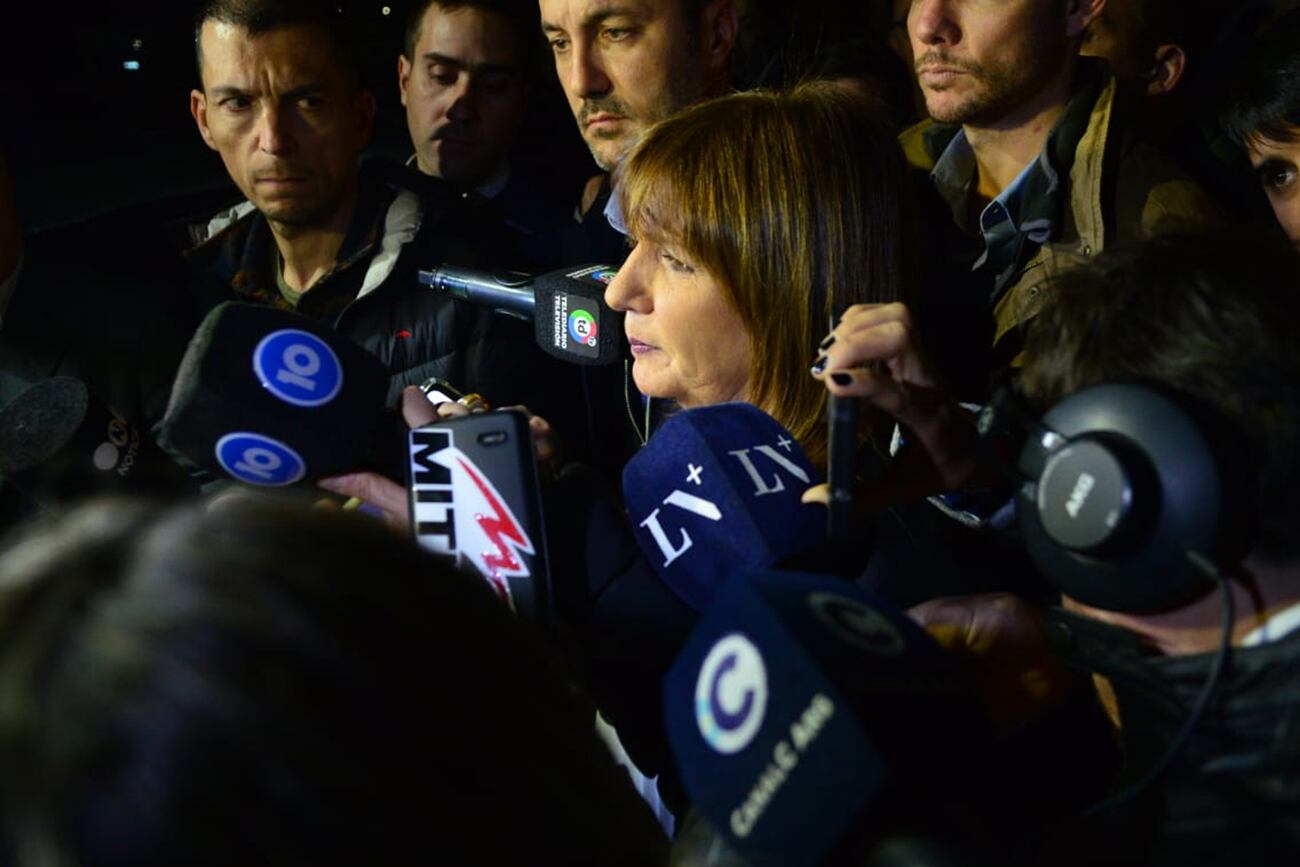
[901,0,1219,370]
[187,0,549,409]
[540,0,739,262]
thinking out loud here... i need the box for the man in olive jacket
[901,0,1219,370]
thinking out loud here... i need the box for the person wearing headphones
[810,231,1300,864]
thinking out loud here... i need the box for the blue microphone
[154,302,396,486]
[622,403,826,610]
[664,569,988,867]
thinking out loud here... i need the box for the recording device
[0,376,196,505]
[978,382,1252,613]
[154,302,398,486]
[826,394,859,542]
[408,410,550,623]
[419,264,625,366]
[664,569,987,867]
[622,403,827,610]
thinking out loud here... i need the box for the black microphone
[0,377,197,506]
[419,264,626,366]
[154,302,401,487]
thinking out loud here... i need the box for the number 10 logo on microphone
[253,329,344,407]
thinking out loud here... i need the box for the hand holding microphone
[806,303,982,513]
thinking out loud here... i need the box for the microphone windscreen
[0,377,195,505]
[154,302,392,485]
[622,403,825,609]
[531,265,626,366]
[664,569,987,867]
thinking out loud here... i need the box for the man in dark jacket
[187,0,554,411]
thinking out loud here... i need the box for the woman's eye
[1261,166,1297,192]
[660,250,695,274]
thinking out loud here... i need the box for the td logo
[695,633,767,754]
[253,329,344,407]
[568,309,598,347]
[216,433,307,486]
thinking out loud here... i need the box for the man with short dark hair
[539,0,738,261]
[1222,8,1300,248]
[399,0,535,194]
[902,0,1219,369]
[397,0,572,272]
[186,0,550,408]
[1081,0,1205,96]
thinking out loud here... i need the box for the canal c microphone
[665,569,989,867]
[419,264,625,366]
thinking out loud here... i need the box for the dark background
[0,1,596,233]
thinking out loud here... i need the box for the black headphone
[980,382,1255,613]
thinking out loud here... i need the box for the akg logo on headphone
[808,592,905,656]
[253,329,344,408]
[216,433,307,486]
[695,633,767,754]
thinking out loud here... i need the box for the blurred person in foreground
[0,496,666,866]
[811,231,1300,864]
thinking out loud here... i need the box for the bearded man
[900,0,1220,370]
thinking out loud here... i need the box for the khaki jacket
[901,71,1219,365]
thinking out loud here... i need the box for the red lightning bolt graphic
[456,457,533,605]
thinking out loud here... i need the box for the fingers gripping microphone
[154,302,398,487]
[665,570,988,867]
[419,264,625,366]
[622,404,828,610]
[0,377,197,505]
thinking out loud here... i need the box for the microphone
[621,403,831,611]
[0,377,196,506]
[419,264,625,366]
[154,302,399,486]
[664,569,989,867]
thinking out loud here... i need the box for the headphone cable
[1080,549,1234,819]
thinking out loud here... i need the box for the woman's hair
[0,497,665,867]
[617,81,916,465]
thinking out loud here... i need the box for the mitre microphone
[0,376,196,506]
[664,569,989,867]
[418,264,625,366]
[154,302,401,486]
[622,403,876,611]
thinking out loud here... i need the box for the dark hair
[1019,232,1300,561]
[403,0,541,70]
[193,0,360,84]
[0,497,665,866]
[1221,7,1300,147]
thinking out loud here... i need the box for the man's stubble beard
[581,47,706,172]
[919,33,1068,127]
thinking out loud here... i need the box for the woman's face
[604,234,752,408]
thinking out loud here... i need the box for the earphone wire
[1081,549,1235,819]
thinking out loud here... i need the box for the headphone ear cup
[1017,384,1241,613]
